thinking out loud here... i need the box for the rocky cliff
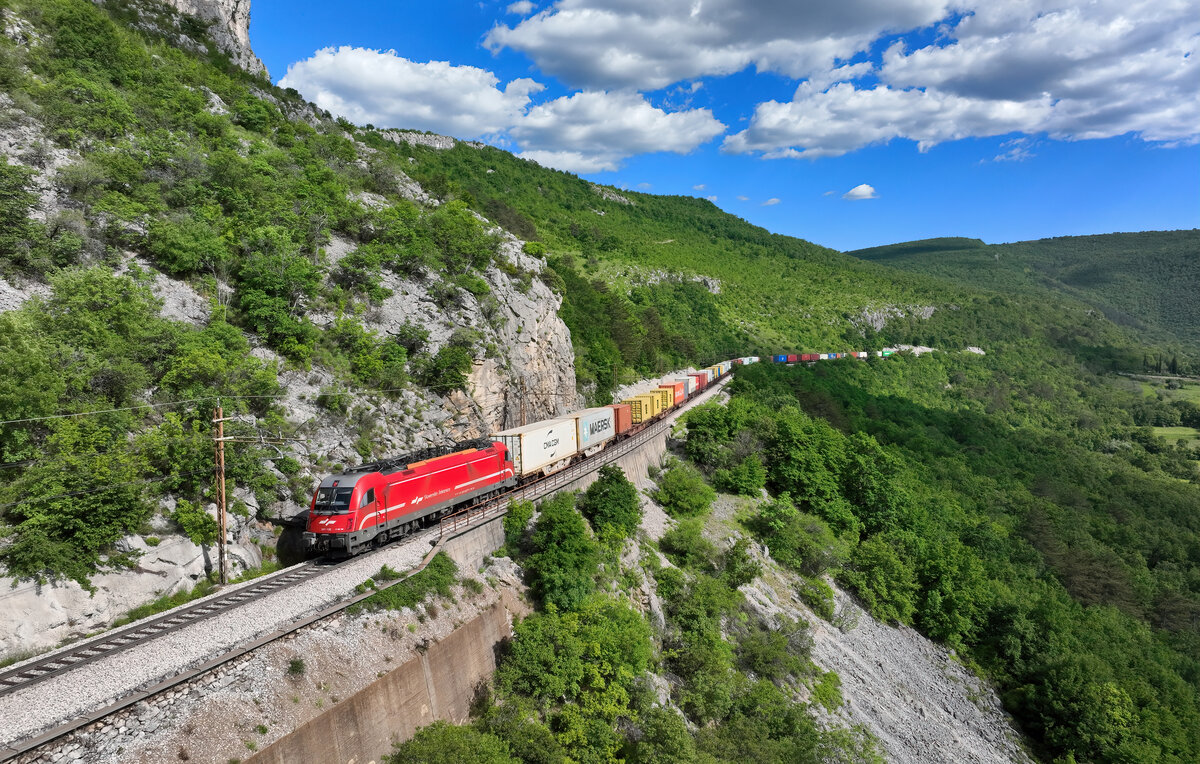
[94,0,267,76]
[162,0,265,75]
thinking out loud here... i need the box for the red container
[690,372,709,389]
[787,354,799,363]
[799,353,816,362]
[659,381,686,406]
[610,403,632,434]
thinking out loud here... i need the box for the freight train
[304,349,885,556]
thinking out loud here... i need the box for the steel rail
[0,377,728,762]
[0,561,331,698]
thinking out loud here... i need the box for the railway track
[0,560,333,698]
[1,377,728,761]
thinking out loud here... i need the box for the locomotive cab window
[361,488,375,507]
[313,487,354,514]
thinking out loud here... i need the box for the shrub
[386,721,515,763]
[837,536,919,624]
[652,462,715,518]
[525,493,598,611]
[577,465,641,541]
[287,658,306,676]
[502,500,534,557]
[172,499,219,546]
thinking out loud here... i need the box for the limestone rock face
[0,503,266,658]
[159,0,267,76]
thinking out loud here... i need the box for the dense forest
[848,232,1200,352]
[0,0,1198,761]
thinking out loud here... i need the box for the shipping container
[572,407,617,455]
[800,353,817,362]
[621,397,652,424]
[787,354,798,363]
[773,354,787,363]
[676,377,697,397]
[610,403,632,434]
[721,361,732,374]
[659,381,686,406]
[690,372,709,391]
[649,388,673,411]
[881,349,894,357]
[638,391,665,417]
[854,351,868,359]
[492,418,578,477]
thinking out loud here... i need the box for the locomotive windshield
[312,487,354,514]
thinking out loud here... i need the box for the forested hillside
[1,1,1199,762]
[848,231,1200,350]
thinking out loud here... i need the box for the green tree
[386,721,515,764]
[0,160,36,269]
[652,462,715,518]
[577,465,642,541]
[525,493,598,610]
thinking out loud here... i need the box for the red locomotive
[303,439,516,557]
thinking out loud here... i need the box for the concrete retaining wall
[249,596,516,764]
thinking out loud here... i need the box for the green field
[1153,426,1200,446]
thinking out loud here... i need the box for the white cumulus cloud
[507,1,536,15]
[693,183,707,191]
[511,91,725,172]
[722,0,1199,158]
[762,197,781,206]
[280,49,723,175]
[485,0,952,90]
[843,184,878,200]
[279,47,543,137]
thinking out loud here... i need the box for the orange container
[610,403,632,434]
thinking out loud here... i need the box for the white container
[676,377,697,396]
[573,407,617,455]
[492,418,579,477]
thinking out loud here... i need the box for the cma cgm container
[659,381,686,406]
[493,418,578,478]
[773,354,787,363]
[610,403,632,434]
[676,377,697,397]
[572,407,617,455]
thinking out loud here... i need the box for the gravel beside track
[0,534,432,747]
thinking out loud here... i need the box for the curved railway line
[0,377,727,762]
[0,561,333,698]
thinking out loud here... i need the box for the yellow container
[638,393,663,418]
[621,396,653,424]
[649,388,672,411]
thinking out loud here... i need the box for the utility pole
[520,378,527,427]
[213,405,230,585]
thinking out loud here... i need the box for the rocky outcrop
[0,493,266,658]
[157,0,266,76]
[854,304,937,332]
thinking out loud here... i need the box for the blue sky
[249,0,1199,251]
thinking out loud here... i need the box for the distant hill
[848,231,1200,347]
